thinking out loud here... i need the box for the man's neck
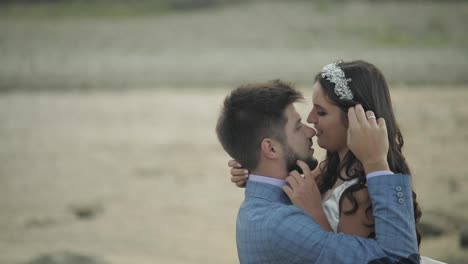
[251,162,288,180]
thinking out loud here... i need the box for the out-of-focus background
[1,0,467,263]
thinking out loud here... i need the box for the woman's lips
[315,128,323,136]
[311,127,317,134]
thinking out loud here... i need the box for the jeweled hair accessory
[320,63,353,100]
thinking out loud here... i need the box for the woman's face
[307,82,348,154]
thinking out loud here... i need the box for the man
[216,80,419,263]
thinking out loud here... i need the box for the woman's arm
[228,159,248,187]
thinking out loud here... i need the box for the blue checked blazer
[236,174,420,264]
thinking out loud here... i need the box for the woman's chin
[317,140,338,153]
[316,139,326,149]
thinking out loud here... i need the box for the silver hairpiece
[320,63,353,100]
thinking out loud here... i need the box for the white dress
[322,178,358,232]
[321,180,447,264]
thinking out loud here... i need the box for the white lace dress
[321,180,447,264]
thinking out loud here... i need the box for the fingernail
[244,170,249,174]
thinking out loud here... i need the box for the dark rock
[22,252,107,264]
[170,0,219,10]
[419,221,445,237]
[439,255,466,264]
[25,217,57,228]
[419,213,455,238]
[69,203,103,220]
[460,227,468,248]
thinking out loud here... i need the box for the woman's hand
[283,160,332,231]
[347,105,390,174]
[228,159,249,188]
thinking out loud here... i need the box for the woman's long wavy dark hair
[315,60,422,247]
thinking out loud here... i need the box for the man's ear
[260,138,281,160]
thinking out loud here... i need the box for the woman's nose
[306,125,316,138]
[307,111,316,124]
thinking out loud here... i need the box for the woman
[229,60,445,263]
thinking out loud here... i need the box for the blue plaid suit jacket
[236,174,420,264]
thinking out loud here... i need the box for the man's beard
[285,146,318,174]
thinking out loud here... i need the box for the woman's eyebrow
[313,103,325,110]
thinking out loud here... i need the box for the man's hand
[283,160,332,231]
[347,105,390,174]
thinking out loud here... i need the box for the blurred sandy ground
[1,87,468,263]
[0,89,238,264]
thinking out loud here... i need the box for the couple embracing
[216,61,445,263]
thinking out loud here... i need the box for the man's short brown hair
[216,80,303,170]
